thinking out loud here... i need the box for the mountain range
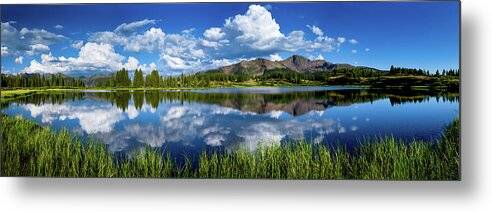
[211,55,380,76]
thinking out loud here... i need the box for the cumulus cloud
[123,27,166,52]
[349,39,358,44]
[365,48,370,52]
[224,5,283,51]
[1,22,66,56]
[89,25,205,72]
[123,56,140,71]
[351,49,357,54]
[22,42,153,74]
[198,5,345,63]
[203,27,225,41]
[54,24,63,30]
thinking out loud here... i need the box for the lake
[1,86,459,159]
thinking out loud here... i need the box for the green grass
[0,90,38,102]
[0,88,84,103]
[0,115,460,180]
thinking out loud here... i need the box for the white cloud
[195,5,345,61]
[306,25,324,37]
[123,56,140,71]
[224,4,283,51]
[1,21,65,56]
[365,48,370,52]
[72,40,84,49]
[200,39,220,48]
[89,25,206,73]
[162,54,191,70]
[23,58,69,74]
[126,105,139,119]
[351,49,357,54]
[14,56,23,64]
[237,122,284,150]
[22,103,124,134]
[190,49,205,58]
[74,42,125,70]
[114,19,157,35]
[27,44,50,55]
[337,37,346,43]
[182,28,195,34]
[269,53,282,61]
[349,39,358,44]
[89,31,127,45]
[204,134,226,146]
[210,58,233,68]
[22,42,153,74]
[307,54,325,61]
[54,24,63,30]
[203,27,225,41]
[124,27,166,52]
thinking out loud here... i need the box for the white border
[2,1,492,212]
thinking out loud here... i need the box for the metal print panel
[0,1,460,180]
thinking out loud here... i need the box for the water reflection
[1,87,459,155]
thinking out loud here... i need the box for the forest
[0,66,460,89]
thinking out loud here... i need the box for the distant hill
[211,55,381,76]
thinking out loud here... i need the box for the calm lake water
[1,86,459,157]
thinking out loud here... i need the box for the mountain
[212,55,372,76]
[219,58,286,76]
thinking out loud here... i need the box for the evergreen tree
[145,69,160,87]
[133,69,144,87]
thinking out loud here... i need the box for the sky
[0,2,460,76]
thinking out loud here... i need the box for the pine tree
[133,69,144,87]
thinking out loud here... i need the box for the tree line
[389,65,460,77]
[1,73,85,88]
[2,65,460,89]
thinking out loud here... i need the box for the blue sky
[1,2,459,76]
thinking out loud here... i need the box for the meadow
[0,115,460,180]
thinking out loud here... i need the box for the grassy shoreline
[0,115,460,180]
[0,83,450,99]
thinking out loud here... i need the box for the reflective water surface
[1,87,459,157]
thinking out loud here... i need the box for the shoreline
[1,84,452,96]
